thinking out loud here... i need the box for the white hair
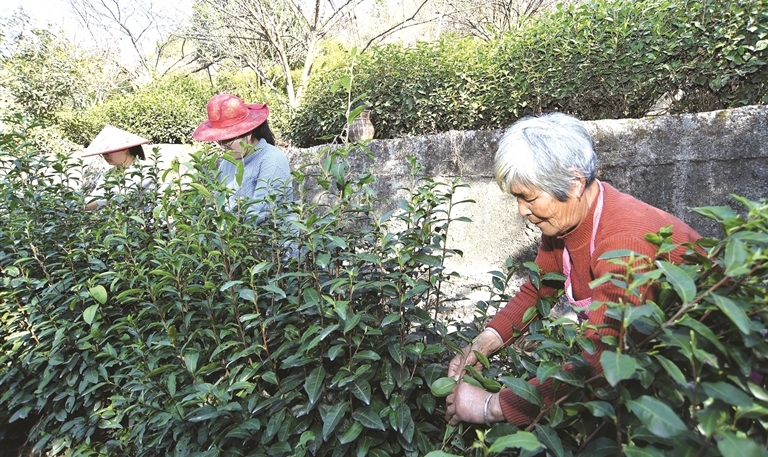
[494,112,597,201]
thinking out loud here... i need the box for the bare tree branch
[185,0,439,109]
[361,0,432,52]
[66,0,195,79]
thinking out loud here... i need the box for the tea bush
[0,122,472,455]
[288,0,768,147]
[59,74,213,146]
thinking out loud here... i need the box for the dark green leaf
[533,425,564,457]
[623,445,666,457]
[701,381,752,407]
[430,377,456,397]
[352,406,386,431]
[584,401,615,420]
[654,355,687,387]
[626,396,686,438]
[304,367,325,406]
[600,351,637,387]
[487,431,543,454]
[716,430,767,457]
[499,376,543,408]
[320,402,349,441]
[339,421,364,445]
[350,380,372,405]
[709,293,752,334]
[655,260,696,304]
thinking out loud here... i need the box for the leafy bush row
[0,126,469,455]
[58,75,214,145]
[287,0,768,147]
[57,72,291,147]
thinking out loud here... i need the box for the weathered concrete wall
[284,105,768,320]
[127,106,766,321]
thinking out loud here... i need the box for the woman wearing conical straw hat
[82,125,152,211]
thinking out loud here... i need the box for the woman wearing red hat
[193,94,293,225]
[82,125,152,211]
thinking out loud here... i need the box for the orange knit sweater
[487,182,701,426]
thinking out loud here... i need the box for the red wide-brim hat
[82,125,149,157]
[193,94,269,142]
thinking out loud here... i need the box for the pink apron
[562,180,605,321]
[561,181,765,384]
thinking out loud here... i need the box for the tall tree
[0,12,113,120]
[187,0,433,109]
[66,0,197,80]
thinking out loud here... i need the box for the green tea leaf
[320,402,349,441]
[534,425,565,457]
[350,379,372,405]
[304,367,325,406]
[716,430,766,457]
[701,381,752,407]
[339,421,363,444]
[88,285,108,305]
[654,260,696,304]
[487,431,543,454]
[709,294,752,334]
[499,376,543,407]
[430,377,456,397]
[654,355,687,387]
[600,351,637,387]
[723,236,750,277]
[584,401,615,420]
[626,396,686,438]
[352,406,386,431]
[83,304,99,325]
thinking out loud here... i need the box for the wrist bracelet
[482,393,493,427]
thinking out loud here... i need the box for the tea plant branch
[576,421,609,455]
[523,374,602,432]
[693,433,714,457]
[27,239,52,284]
[637,273,730,348]
[258,318,284,397]
[218,230,247,348]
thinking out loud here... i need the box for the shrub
[0,124,471,455]
[60,74,213,146]
[288,0,768,147]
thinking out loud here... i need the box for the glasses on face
[217,135,241,150]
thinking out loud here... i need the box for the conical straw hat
[82,125,149,157]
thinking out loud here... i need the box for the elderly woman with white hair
[445,112,701,427]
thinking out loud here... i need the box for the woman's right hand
[447,344,478,380]
[447,328,505,380]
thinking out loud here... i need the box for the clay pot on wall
[348,109,375,142]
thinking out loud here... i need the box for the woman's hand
[447,328,505,380]
[445,383,503,426]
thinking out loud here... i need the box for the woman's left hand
[445,382,502,426]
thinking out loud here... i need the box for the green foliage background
[4,0,765,149]
[287,0,768,146]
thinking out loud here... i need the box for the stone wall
[283,105,768,320]
[142,106,767,321]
